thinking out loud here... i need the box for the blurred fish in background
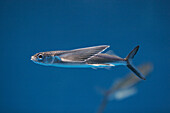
[96,63,153,113]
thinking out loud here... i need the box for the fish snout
[31,56,36,61]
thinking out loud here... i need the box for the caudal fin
[125,46,146,80]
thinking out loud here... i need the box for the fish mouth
[31,56,36,61]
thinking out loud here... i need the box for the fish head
[31,52,57,65]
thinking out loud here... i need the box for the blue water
[1,0,170,113]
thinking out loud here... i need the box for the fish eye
[37,54,43,60]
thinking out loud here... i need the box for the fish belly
[51,64,111,68]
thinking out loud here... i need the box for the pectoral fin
[60,45,109,62]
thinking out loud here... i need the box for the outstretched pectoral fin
[60,45,109,62]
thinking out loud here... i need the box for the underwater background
[0,0,170,113]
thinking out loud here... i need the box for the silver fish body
[31,45,145,80]
[31,45,124,67]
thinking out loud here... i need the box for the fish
[96,63,153,113]
[31,45,145,80]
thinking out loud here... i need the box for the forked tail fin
[125,46,146,80]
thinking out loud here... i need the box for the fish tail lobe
[124,45,146,80]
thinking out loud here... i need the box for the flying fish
[96,63,153,113]
[31,45,145,80]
